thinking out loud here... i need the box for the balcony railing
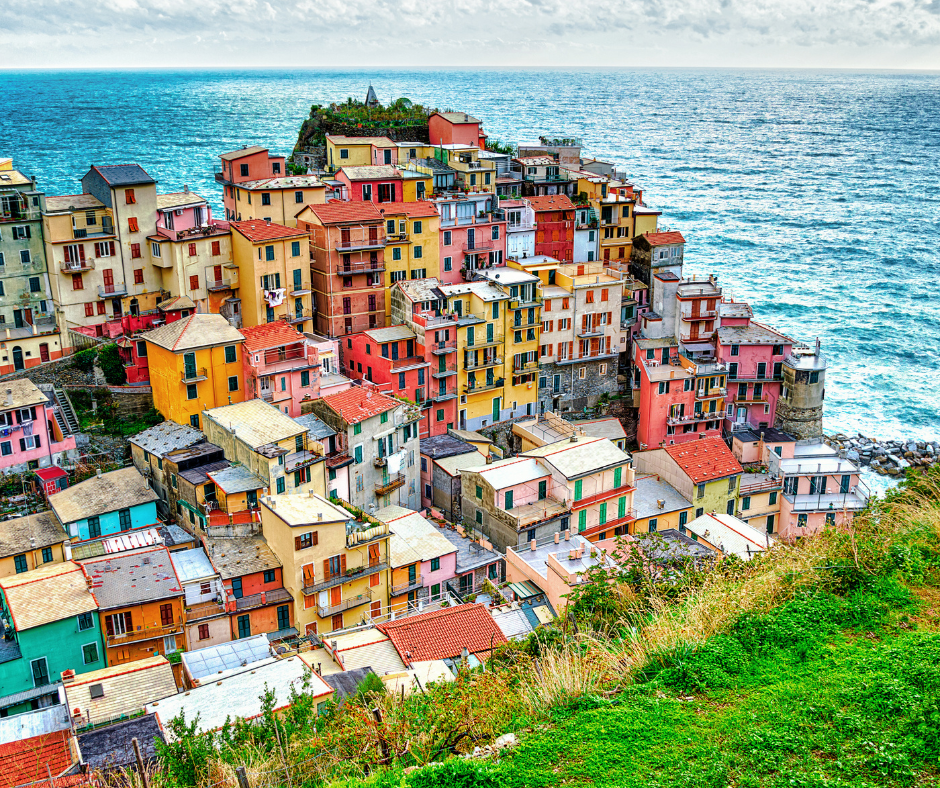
[696,387,727,400]
[207,278,233,291]
[318,589,372,618]
[181,367,208,383]
[739,477,783,495]
[234,587,293,612]
[289,311,313,325]
[184,601,225,622]
[326,451,354,469]
[375,472,406,496]
[391,575,424,596]
[732,392,769,404]
[682,310,717,321]
[98,283,128,298]
[106,618,181,647]
[513,316,541,329]
[462,240,495,253]
[337,259,385,275]
[465,333,504,350]
[347,521,390,547]
[666,412,725,426]
[387,355,426,370]
[465,355,502,370]
[303,561,388,595]
[431,363,457,378]
[513,360,540,374]
[465,377,504,394]
[335,237,386,252]
[431,341,457,355]
[61,259,95,273]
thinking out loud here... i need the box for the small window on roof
[89,683,105,699]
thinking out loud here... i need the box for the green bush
[408,759,504,788]
[71,347,97,373]
[96,343,126,385]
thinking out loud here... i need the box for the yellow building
[230,220,313,331]
[630,474,694,535]
[382,202,441,317]
[437,145,496,193]
[398,169,434,201]
[226,176,326,227]
[260,493,391,636]
[439,268,540,431]
[142,313,246,429]
[325,135,396,173]
[201,398,327,497]
[0,511,69,579]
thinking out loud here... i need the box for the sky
[2,0,940,69]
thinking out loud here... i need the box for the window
[430,557,440,572]
[476,485,483,500]
[741,495,751,511]
[798,513,808,528]
[14,554,27,573]
[189,274,199,291]
[504,490,514,510]
[380,411,389,424]
[119,508,132,531]
[277,604,290,630]
[825,512,836,526]
[42,547,53,563]
[339,148,349,159]
[82,642,100,665]
[261,192,271,206]
[78,611,94,631]
[354,445,363,464]
[649,518,658,532]
[133,268,144,285]
[414,246,423,259]
[599,502,607,525]
[88,516,101,538]
[131,243,141,259]
[128,217,139,233]
[72,274,84,291]
[353,423,362,435]
[187,242,197,257]
[31,657,50,687]
[125,188,136,204]
[291,240,301,257]
[228,376,239,392]
[190,414,200,429]
[679,511,688,527]
[28,276,40,293]
[198,624,210,640]
[769,491,777,505]
[212,240,221,256]
[809,371,819,384]
[186,383,197,400]
[224,345,237,364]
[276,476,286,493]
[697,483,706,499]
[265,245,275,261]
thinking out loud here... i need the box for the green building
[0,560,104,715]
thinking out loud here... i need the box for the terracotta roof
[644,231,686,246]
[231,219,307,243]
[219,146,269,161]
[303,200,384,225]
[320,386,399,425]
[526,194,575,212]
[240,320,305,354]
[0,730,72,788]
[0,561,97,631]
[141,313,244,352]
[326,135,395,147]
[387,201,440,219]
[664,437,743,484]
[377,603,507,662]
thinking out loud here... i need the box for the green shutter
[578,509,586,532]
[618,496,626,518]
[614,466,621,488]
[574,479,583,501]
[599,502,606,525]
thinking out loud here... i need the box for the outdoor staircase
[53,388,80,435]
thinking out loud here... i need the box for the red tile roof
[320,385,399,425]
[526,194,575,213]
[230,219,308,243]
[664,436,743,484]
[303,200,384,225]
[0,731,73,788]
[378,603,507,662]
[390,201,441,219]
[644,231,686,246]
[239,320,305,354]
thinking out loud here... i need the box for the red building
[216,146,286,221]
[428,112,485,149]
[529,194,575,262]
[297,201,386,338]
[335,166,404,204]
[340,324,457,437]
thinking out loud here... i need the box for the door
[331,613,344,631]
[231,577,243,599]
[237,614,251,639]
[39,343,49,363]
[383,149,392,164]
[31,657,49,687]
[13,310,23,329]
[492,397,500,423]
[183,352,196,379]
[330,586,342,608]
[486,323,493,343]
[467,228,475,250]
[277,605,290,630]
[214,265,223,284]
[10,346,25,371]
[736,407,747,423]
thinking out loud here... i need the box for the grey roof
[158,524,196,548]
[203,399,304,449]
[49,467,158,524]
[322,667,375,702]
[524,436,631,480]
[182,634,271,682]
[179,459,230,486]
[656,529,717,559]
[83,547,183,609]
[0,704,70,744]
[90,164,156,186]
[437,527,502,574]
[447,428,492,445]
[577,418,628,442]
[732,427,796,444]
[170,548,217,584]
[717,323,791,345]
[420,434,476,460]
[512,534,613,580]
[203,536,281,580]
[207,465,267,494]
[0,510,65,559]
[142,313,244,352]
[364,325,416,343]
[0,379,49,412]
[129,421,204,457]
[0,681,61,711]
[415,157,456,173]
[164,441,224,466]
[292,414,336,441]
[633,475,693,519]
[78,714,164,771]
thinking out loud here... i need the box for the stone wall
[538,359,619,415]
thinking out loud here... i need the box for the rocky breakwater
[826,434,940,476]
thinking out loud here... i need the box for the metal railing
[337,259,385,274]
[513,360,540,374]
[184,601,226,621]
[98,283,128,298]
[390,575,423,596]
[106,618,181,647]
[61,259,95,273]
[181,367,208,382]
[234,587,293,611]
[318,589,372,618]
[465,376,504,394]
[347,522,390,547]
[335,237,386,252]
[207,278,232,291]
[303,561,388,595]
[375,472,406,496]
[465,355,502,370]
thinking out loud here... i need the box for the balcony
[325,451,354,469]
[577,326,605,339]
[1,206,41,223]
[666,412,725,426]
[732,392,768,404]
[73,226,114,240]
[512,316,541,330]
[348,521,390,548]
[464,333,504,350]
[431,364,457,378]
[318,588,373,619]
[335,237,386,252]
[184,601,225,622]
[696,387,727,400]
[60,259,95,273]
[465,376,504,394]
[513,360,540,374]
[290,287,312,296]
[375,472,406,496]
[462,240,495,253]
[391,575,424,596]
[207,278,233,291]
[682,310,717,322]
[431,341,457,355]
[432,389,458,402]
[304,561,388,595]
[387,355,426,371]
[106,618,181,647]
[98,283,128,298]
[181,367,208,383]
[285,449,320,473]
[289,311,313,325]
[336,259,385,275]
[156,221,230,242]
[234,587,293,612]
[465,354,502,370]
[385,232,409,243]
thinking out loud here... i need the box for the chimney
[530,539,537,552]
[4,389,10,407]
[568,549,576,560]
[317,512,323,521]
[485,455,493,464]
[96,468,101,479]
[563,529,570,541]
[553,532,559,544]
[657,499,665,510]
[569,434,578,443]
[183,184,189,193]
[308,488,316,497]
[61,670,75,684]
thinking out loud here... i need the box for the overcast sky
[3,0,940,69]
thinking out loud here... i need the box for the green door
[467,326,474,346]
[237,614,251,639]
[183,352,196,379]
[439,356,446,372]
[487,323,494,343]
[492,396,500,423]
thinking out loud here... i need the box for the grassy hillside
[137,472,940,788]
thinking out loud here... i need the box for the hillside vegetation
[134,469,940,788]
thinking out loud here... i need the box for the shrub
[408,759,504,788]
[71,347,97,373]
[97,343,126,385]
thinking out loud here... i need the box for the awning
[0,681,61,710]
[682,342,714,353]
[506,580,544,600]
[266,627,299,643]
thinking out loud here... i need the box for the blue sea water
[1,68,938,441]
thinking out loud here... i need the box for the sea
[1,68,938,448]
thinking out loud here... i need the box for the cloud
[1,0,938,67]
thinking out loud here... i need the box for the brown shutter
[78,246,86,262]
[313,531,318,545]
[123,611,132,631]
[105,615,114,637]
[295,535,302,551]
[340,554,346,573]
[302,563,315,586]
[323,559,330,581]
[109,241,115,256]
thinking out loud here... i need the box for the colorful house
[0,379,77,474]
[325,135,397,173]
[428,112,485,148]
[216,146,287,222]
[142,313,246,430]
[229,219,312,331]
[202,534,294,642]
[48,467,158,544]
[432,193,506,284]
[170,548,229,650]
[0,562,105,713]
[222,176,326,227]
[630,474,694,535]
[382,201,441,306]
[0,511,69,579]
[82,546,185,666]
[529,194,575,262]
[260,493,392,636]
[129,420,206,518]
[335,166,403,204]
[298,201,387,337]
[633,436,743,522]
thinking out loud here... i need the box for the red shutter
[188,243,197,257]
[123,612,133,631]
[109,241,115,256]
[73,275,84,291]
[189,275,199,291]
[64,246,72,264]
[302,563,315,586]
[103,269,113,287]
[97,302,106,315]
[128,217,138,233]
[212,241,221,256]
[78,246,86,262]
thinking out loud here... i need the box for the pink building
[335,166,403,204]
[216,146,286,221]
[716,302,793,432]
[768,440,868,541]
[240,320,346,417]
[428,112,485,148]
[433,194,506,284]
[0,379,77,475]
